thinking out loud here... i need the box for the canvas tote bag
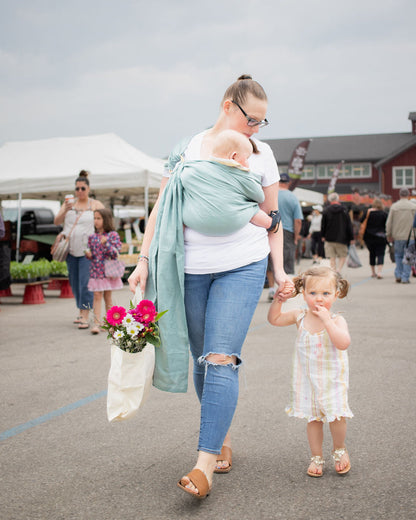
[106,287,155,422]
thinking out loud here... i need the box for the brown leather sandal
[214,445,232,474]
[177,469,211,499]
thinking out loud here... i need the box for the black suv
[3,207,62,260]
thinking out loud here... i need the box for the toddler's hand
[100,236,108,245]
[312,305,331,322]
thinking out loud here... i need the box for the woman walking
[361,199,387,279]
[54,171,104,328]
[129,75,292,498]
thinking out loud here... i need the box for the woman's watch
[267,210,281,233]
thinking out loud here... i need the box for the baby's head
[292,266,350,299]
[212,129,253,168]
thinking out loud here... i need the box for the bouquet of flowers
[102,299,167,353]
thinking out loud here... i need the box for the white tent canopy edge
[0,133,165,260]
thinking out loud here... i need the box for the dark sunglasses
[231,100,269,128]
[75,186,87,191]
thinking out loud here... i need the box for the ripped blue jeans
[184,257,267,454]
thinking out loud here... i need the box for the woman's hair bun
[238,74,252,81]
[78,169,89,178]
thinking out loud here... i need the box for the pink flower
[106,306,127,326]
[138,300,157,323]
[129,299,157,324]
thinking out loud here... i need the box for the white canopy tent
[0,133,165,202]
[0,133,165,259]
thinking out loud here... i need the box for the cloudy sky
[1,0,415,159]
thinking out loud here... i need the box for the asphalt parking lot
[1,250,415,520]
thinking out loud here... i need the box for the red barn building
[265,112,416,204]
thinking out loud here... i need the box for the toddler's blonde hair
[292,266,350,299]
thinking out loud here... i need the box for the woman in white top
[128,75,293,498]
[54,171,104,329]
[308,205,324,263]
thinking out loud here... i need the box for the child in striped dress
[268,266,353,477]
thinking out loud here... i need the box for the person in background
[128,74,293,499]
[86,209,123,334]
[0,212,12,293]
[385,188,416,284]
[268,266,352,478]
[54,171,104,329]
[321,193,354,273]
[296,213,312,264]
[361,198,387,279]
[278,172,303,274]
[308,205,324,264]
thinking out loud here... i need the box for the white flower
[113,330,123,340]
[126,324,140,337]
[122,315,135,327]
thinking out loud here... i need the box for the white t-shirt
[164,131,280,274]
[309,213,322,234]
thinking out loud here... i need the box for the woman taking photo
[129,75,292,498]
[54,170,104,329]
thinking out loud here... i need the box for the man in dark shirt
[321,192,354,272]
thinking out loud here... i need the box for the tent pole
[16,192,22,262]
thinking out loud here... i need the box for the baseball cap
[312,204,323,212]
[279,173,290,183]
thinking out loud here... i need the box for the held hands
[275,274,295,302]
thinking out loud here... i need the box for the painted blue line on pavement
[0,390,107,441]
[1,270,389,442]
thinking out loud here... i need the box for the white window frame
[393,166,415,189]
[314,163,372,180]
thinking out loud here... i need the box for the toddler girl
[268,266,353,477]
[86,209,123,334]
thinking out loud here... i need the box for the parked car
[2,207,62,260]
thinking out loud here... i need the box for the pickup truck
[2,207,62,260]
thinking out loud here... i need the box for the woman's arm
[92,199,105,210]
[260,183,293,300]
[128,176,170,293]
[54,201,71,226]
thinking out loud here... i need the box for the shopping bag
[347,244,362,268]
[51,234,70,262]
[403,243,416,267]
[106,342,155,422]
[104,258,125,278]
[106,286,155,422]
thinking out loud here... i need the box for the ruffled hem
[88,278,124,291]
[285,406,354,424]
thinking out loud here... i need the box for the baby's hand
[100,236,108,245]
[311,305,331,322]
